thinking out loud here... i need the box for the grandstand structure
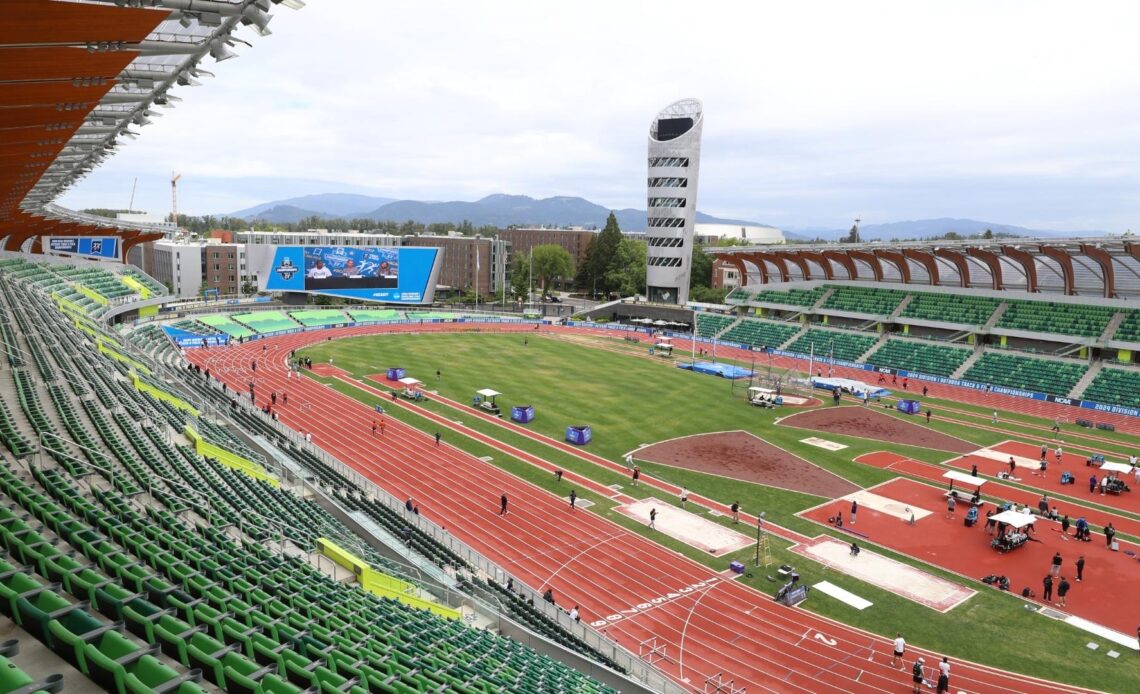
[698,249,1140,408]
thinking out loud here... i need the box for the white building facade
[645,98,703,305]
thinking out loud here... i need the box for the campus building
[645,98,704,305]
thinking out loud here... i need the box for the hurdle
[638,637,671,665]
[704,672,746,693]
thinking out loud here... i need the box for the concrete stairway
[1070,361,1104,399]
[951,346,985,380]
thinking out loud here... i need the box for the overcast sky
[60,0,1140,231]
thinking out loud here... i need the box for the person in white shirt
[568,605,579,622]
[307,260,332,279]
[891,633,906,669]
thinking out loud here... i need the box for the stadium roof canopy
[709,237,1140,299]
[1,0,302,256]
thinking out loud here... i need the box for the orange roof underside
[0,0,170,249]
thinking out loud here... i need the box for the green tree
[576,212,623,295]
[689,244,714,290]
[604,238,646,297]
[531,244,574,293]
[509,251,531,299]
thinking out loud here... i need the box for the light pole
[528,251,534,306]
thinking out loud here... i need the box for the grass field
[300,331,1140,692]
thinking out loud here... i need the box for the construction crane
[170,171,182,223]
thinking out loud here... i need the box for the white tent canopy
[476,389,501,398]
[943,471,987,488]
[398,377,422,387]
[1100,462,1132,474]
[989,510,1036,529]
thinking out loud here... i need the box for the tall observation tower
[645,98,703,305]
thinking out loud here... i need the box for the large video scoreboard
[262,245,441,304]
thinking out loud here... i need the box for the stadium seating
[0,265,619,693]
[1113,311,1140,343]
[819,286,907,315]
[232,312,301,334]
[963,352,1088,395]
[1080,368,1140,407]
[725,287,752,302]
[720,317,800,349]
[347,308,401,322]
[785,328,878,362]
[0,641,63,694]
[866,339,972,377]
[900,292,1000,326]
[695,313,735,338]
[406,311,460,320]
[996,300,1116,338]
[748,286,827,307]
[289,309,349,327]
[197,314,255,339]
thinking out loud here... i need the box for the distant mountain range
[226,193,756,231]
[225,195,1102,240]
[785,218,1102,242]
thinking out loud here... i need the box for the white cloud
[60,0,1140,231]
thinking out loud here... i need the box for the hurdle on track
[704,672,745,693]
[638,637,672,665]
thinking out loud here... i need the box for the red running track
[800,476,1140,635]
[855,452,1140,540]
[187,323,1086,693]
[945,441,1140,517]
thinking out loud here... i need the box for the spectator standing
[1057,577,1071,607]
[851,499,858,526]
[937,658,950,694]
[569,489,577,511]
[1050,552,1062,577]
[499,493,509,516]
[1105,523,1116,548]
[1042,574,1054,602]
[649,507,657,529]
[1076,555,1085,582]
[891,633,906,669]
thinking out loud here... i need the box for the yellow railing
[75,284,110,307]
[120,275,151,300]
[98,341,151,375]
[130,372,199,416]
[183,425,279,487]
[315,538,460,620]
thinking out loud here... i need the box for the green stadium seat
[866,340,972,377]
[900,293,999,326]
[1080,368,1140,406]
[996,300,1115,338]
[786,329,877,362]
[720,318,799,349]
[963,352,1087,395]
[819,286,906,315]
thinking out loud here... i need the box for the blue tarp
[676,361,754,379]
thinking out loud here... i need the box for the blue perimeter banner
[47,236,118,260]
[265,246,438,303]
[162,325,228,348]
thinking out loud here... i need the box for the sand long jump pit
[616,500,754,556]
[793,537,975,612]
